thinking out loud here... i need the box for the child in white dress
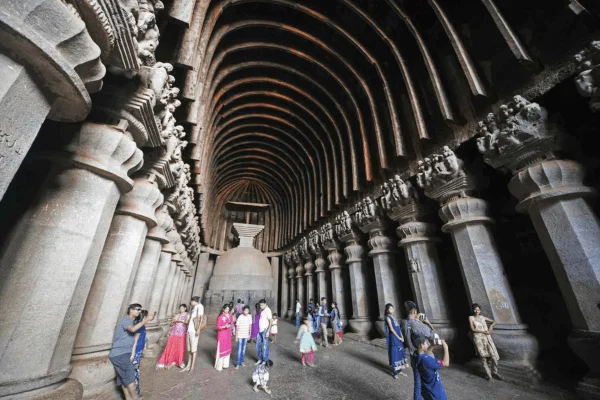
[270,314,279,344]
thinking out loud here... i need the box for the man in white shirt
[182,296,204,373]
[255,299,272,365]
[295,299,301,327]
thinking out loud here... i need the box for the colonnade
[0,1,203,398]
[281,94,600,394]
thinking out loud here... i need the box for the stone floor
[138,319,574,400]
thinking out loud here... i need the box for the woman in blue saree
[384,303,408,379]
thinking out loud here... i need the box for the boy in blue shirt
[415,335,450,400]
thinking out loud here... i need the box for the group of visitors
[109,294,500,399]
[382,300,502,400]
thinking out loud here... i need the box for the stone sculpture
[574,41,600,112]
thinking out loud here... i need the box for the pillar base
[569,330,600,399]
[375,318,385,338]
[8,379,83,400]
[70,351,119,399]
[143,324,165,358]
[348,317,373,336]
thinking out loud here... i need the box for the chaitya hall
[1,0,600,398]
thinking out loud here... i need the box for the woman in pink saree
[215,304,233,371]
[156,304,189,369]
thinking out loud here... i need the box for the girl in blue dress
[384,303,409,379]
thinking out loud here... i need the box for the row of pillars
[0,122,198,398]
[277,127,600,396]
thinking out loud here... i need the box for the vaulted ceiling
[165,0,595,252]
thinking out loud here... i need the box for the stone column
[338,211,372,336]
[288,262,296,319]
[70,176,162,397]
[158,260,178,332]
[281,257,290,318]
[315,254,328,301]
[0,122,142,398]
[0,0,105,199]
[271,256,280,313]
[325,243,347,325]
[167,266,183,316]
[129,204,171,309]
[295,262,305,311]
[357,198,402,337]
[417,146,539,382]
[192,252,210,298]
[478,90,600,394]
[381,178,457,343]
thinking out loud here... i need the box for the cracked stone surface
[138,319,573,399]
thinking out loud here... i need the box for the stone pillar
[381,178,457,343]
[271,256,280,314]
[326,244,347,325]
[192,252,210,298]
[0,0,105,199]
[417,145,539,382]
[357,198,402,337]
[70,176,161,397]
[304,259,315,304]
[0,122,142,398]
[315,254,327,301]
[167,266,183,316]
[295,262,305,311]
[129,236,163,307]
[288,263,296,319]
[338,211,372,336]
[477,90,600,394]
[281,257,290,318]
[158,260,178,331]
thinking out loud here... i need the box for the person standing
[251,303,261,343]
[295,299,302,327]
[156,304,189,369]
[109,303,154,400]
[255,299,273,365]
[469,303,502,381]
[317,297,330,348]
[295,317,317,367]
[384,303,408,379]
[415,336,450,400]
[131,310,149,396]
[215,304,234,371]
[401,301,436,400]
[234,298,245,317]
[330,302,343,345]
[270,313,279,344]
[235,306,253,369]
[181,296,204,374]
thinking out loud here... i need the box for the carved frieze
[476,95,559,173]
[574,41,600,112]
[416,147,476,205]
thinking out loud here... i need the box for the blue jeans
[256,330,270,363]
[296,312,301,327]
[411,352,421,400]
[236,338,248,366]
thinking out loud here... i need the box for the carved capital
[304,260,315,276]
[49,122,143,193]
[380,176,423,221]
[439,197,494,232]
[116,175,162,227]
[162,226,177,254]
[476,95,559,173]
[320,223,339,251]
[288,266,295,280]
[327,248,345,269]
[314,256,327,273]
[397,222,439,246]
[344,242,366,263]
[416,148,475,204]
[295,264,304,279]
[147,205,172,243]
[0,0,105,120]
[574,41,600,112]
[508,159,595,213]
[367,234,397,256]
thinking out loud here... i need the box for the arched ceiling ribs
[192,42,370,183]
[211,123,320,225]
[210,133,314,227]
[209,113,327,222]
[208,87,341,205]
[213,145,310,230]
[197,56,362,190]
[210,80,348,200]
[209,100,335,211]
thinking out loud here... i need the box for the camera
[433,333,442,346]
[418,313,426,322]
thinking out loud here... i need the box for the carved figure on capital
[359,197,384,225]
[575,41,600,112]
[381,175,419,211]
[320,222,338,250]
[337,211,355,237]
[416,148,466,190]
[308,230,322,256]
[476,95,558,172]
